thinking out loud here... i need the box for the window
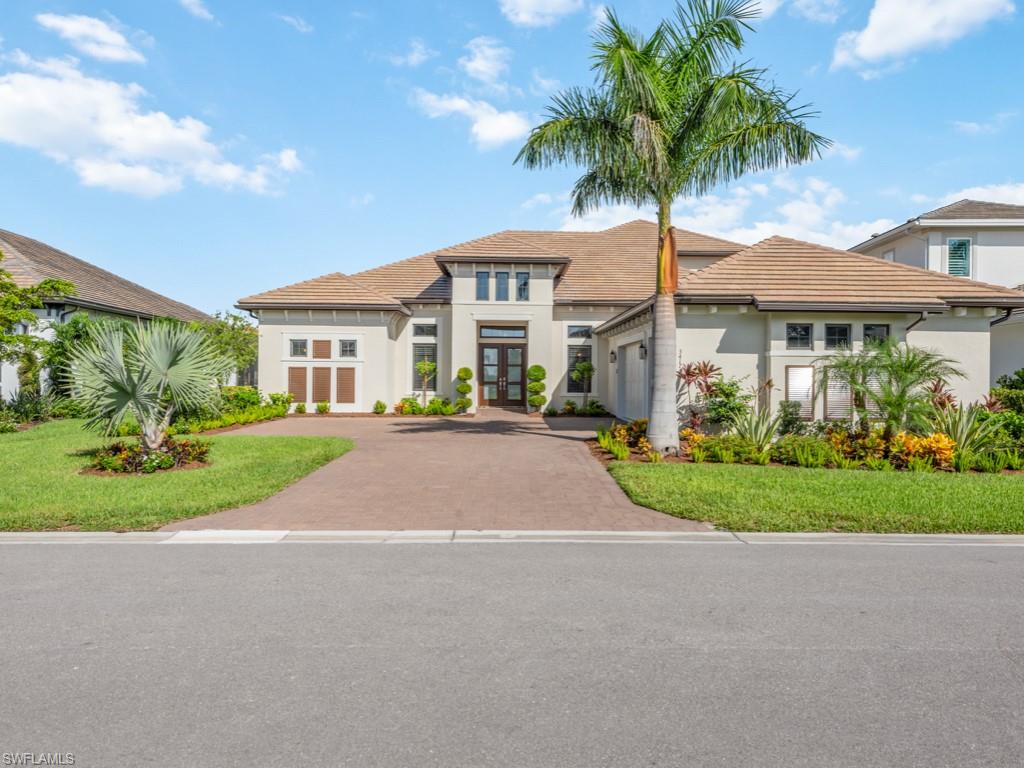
[947,238,971,277]
[476,271,489,301]
[567,325,593,339]
[412,343,437,390]
[786,323,812,350]
[413,324,437,337]
[863,324,890,344]
[495,272,509,301]
[480,326,526,338]
[567,345,592,393]
[339,340,357,358]
[823,370,852,421]
[825,324,851,350]
[287,367,307,403]
[312,340,331,360]
[290,339,308,357]
[785,366,814,421]
[882,249,895,262]
[516,272,530,301]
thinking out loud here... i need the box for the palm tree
[872,343,963,440]
[516,1,828,450]
[817,345,878,433]
[67,321,232,453]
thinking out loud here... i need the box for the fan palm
[872,343,964,440]
[516,0,828,450]
[67,321,232,452]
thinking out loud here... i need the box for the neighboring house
[851,199,1024,383]
[0,228,210,399]
[240,220,1024,420]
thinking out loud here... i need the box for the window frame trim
[566,344,594,395]
[515,271,530,302]
[338,339,358,359]
[494,271,510,302]
[863,323,891,345]
[945,236,973,278]
[785,323,813,351]
[824,323,852,351]
[289,338,309,358]
[475,271,490,302]
[784,364,815,422]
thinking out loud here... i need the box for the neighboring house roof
[851,199,1024,252]
[236,272,411,313]
[0,228,209,322]
[680,236,1024,310]
[242,220,746,311]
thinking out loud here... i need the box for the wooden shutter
[287,367,307,403]
[312,340,331,360]
[336,368,355,404]
[312,367,331,403]
[948,239,971,277]
[785,366,814,420]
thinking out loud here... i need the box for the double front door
[479,344,526,407]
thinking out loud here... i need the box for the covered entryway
[478,325,527,408]
[618,341,647,421]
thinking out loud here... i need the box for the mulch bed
[80,461,209,477]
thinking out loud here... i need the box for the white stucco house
[0,228,209,400]
[239,220,1024,421]
[851,199,1024,384]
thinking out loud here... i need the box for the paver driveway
[163,410,707,531]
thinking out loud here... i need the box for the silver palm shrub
[67,321,232,452]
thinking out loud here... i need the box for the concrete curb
[2,530,1024,545]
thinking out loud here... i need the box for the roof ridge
[241,270,401,305]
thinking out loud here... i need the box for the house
[850,199,1024,383]
[0,228,210,399]
[239,220,1024,420]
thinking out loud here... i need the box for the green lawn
[0,420,352,531]
[609,462,1024,533]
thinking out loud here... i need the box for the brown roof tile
[0,228,209,322]
[680,236,1024,309]
[919,199,1024,220]
[237,272,409,312]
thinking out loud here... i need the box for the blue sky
[0,0,1020,313]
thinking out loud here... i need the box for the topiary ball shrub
[373,400,387,414]
[526,365,547,412]
[454,397,472,413]
[528,394,547,409]
[316,401,330,414]
[457,367,473,382]
[456,382,472,396]
[294,402,306,414]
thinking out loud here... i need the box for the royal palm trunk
[648,204,679,453]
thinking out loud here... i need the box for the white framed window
[786,323,813,350]
[882,249,895,262]
[339,340,357,358]
[568,325,593,339]
[785,366,815,421]
[412,344,437,390]
[413,324,437,337]
[947,238,972,277]
[290,339,308,357]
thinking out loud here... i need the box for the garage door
[619,342,646,421]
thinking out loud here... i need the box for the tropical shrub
[928,404,1001,457]
[991,387,1024,415]
[690,445,708,463]
[396,396,423,415]
[794,441,830,469]
[92,437,210,474]
[995,369,1024,390]
[67,321,231,453]
[1002,448,1024,471]
[646,450,662,463]
[268,392,293,408]
[974,451,1009,474]
[777,400,806,436]
[527,365,547,412]
[906,456,935,473]
[772,435,831,466]
[294,403,307,414]
[544,406,558,416]
[701,435,760,463]
[562,399,577,415]
[580,399,609,416]
[373,400,387,414]
[0,410,17,433]
[4,389,57,422]
[425,396,455,416]
[887,431,955,470]
[951,450,975,474]
[702,377,752,426]
[167,403,289,435]
[455,367,473,412]
[608,440,630,461]
[42,314,99,397]
[627,418,649,447]
[729,406,781,452]
[316,401,330,415]
[863,455,893,471]
[221,385,262,411]
[978,410,1024,443]
[415,360,437,408]
[570,361,596,410]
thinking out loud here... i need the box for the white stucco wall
[991,315,1024,384]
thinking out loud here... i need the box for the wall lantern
[638,341,647,360]
[609,350,617,364]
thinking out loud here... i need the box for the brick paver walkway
[162,411,709,531]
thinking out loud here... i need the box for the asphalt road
[1,542,1022,767]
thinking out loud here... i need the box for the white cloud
[36,14,145,63]
[756,0,784,17]
[588,4,609,31]
[412,88,531,150]
[550,176,895,248]
[388,39,437,67]
[275,148,302,171]
[0,52,297,197]
[276,14,313,33]
[530,69,561,95]
[790,0,842,23]
[940,183,1024,206]
[521,192,553,209]
[824,141,862,161]
[349,192,375,207]
[458,37,512,90]
[500,0,583,27]
[832,0,1014,78]
[180,0,216,22]
[952,110,1016,135]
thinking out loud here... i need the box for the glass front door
[478,344,526,406]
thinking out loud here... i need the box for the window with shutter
[947,238,971,277]
[336,368,355,404]
[567,345,592,393]
[412,344,437,390]
[495,272,509,301]
[824,372,852,421]
[785,366,814,420]
[287,367,307,403]
[311,367,331,403]
[312,340,331,359]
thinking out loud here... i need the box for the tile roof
[918,199,1024,220]
[237,272,410,312]
[679,236,1024,309]
[0,228,209,322]
[342,219,745,306]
